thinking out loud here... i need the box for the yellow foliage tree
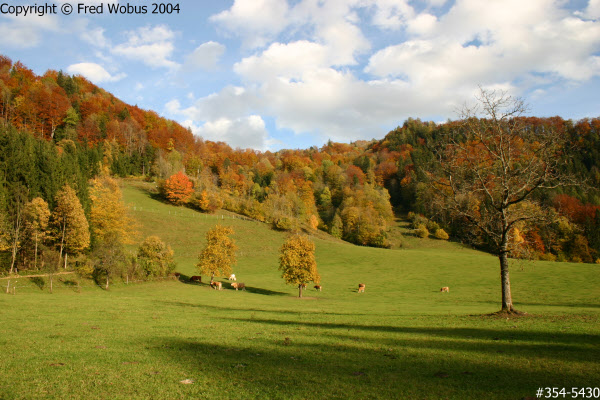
[51,184,90,268]
[279,235,319,298]
[89,175,137,245]
[23,197,51,269]
[308,214,319,231]
[196,225,237,282]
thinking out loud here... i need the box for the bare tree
[429,88,576,313]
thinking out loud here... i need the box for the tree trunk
[106,274,109,290]
[58,220,66,270]
[298,284,303,298]
[499,251,516,313]
[34,232,38,269]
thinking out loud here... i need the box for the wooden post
[6,280,9,294]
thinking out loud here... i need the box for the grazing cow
[231,282,246,291]
[440,286,450,292]
[172,272,181,277]
[314,285,322,291]
[358,283,366,293]
[190,276,202,283]
[228,274,237,281]
[210,281,222,290]
[299,283,307,290]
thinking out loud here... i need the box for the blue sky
[1,0,599,150]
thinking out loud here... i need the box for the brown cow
[231,282,246,291]
[440,286,450,293]
[190,276,202,283]
[358,283,365,293]
[314,285,322,291]
[210,281,222,290]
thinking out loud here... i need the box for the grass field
[0,179,598,399]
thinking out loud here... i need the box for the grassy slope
[0,179,598,399]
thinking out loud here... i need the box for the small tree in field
[137,236,176,277]
[196,225,237,282]
[163,171,194,205]
[279,235,320,298]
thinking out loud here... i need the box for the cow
[231,282,246,291]
[210,281,222,290]
[190,276,202,283]
[358,283,366,293]
[314,285,322,291]
[228,274,237,281]
[440,286,450,293]
[299,283,307,290]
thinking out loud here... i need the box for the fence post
[6,280,9,294]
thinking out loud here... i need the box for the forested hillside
[1,54,599,276]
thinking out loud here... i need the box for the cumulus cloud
[183,0,600,147]
[187,115,273,151]
[80,27,110,48]
[67,62,126,83]
[210,0,289,48]
[112,25,178,69]
[182,41,226,71]
[0,14,60,48]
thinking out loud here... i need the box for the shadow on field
[152,322,600,400]
[244,286,288,296]
[158,301,366,316]
[227,317,600,350]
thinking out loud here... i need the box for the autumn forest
[1,54,600,280]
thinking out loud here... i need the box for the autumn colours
[1,55,600,309]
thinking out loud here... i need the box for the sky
[1,0,599,151]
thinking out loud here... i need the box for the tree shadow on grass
[243,286,287,296]
[151,324,599,400]
[158,301,367,317]
[226,316,600,348]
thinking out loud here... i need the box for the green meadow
[0,180,598,399]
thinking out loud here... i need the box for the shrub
[539,253,557,262]
[434,228,449,240]
[414,224,429,238]
[137,236,176,277]
[426,220,440,232]
[409,214,429,229]
[272,215,297,231]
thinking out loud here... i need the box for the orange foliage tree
[163,171,194,205]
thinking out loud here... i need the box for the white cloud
[0,14,60,48]
[182,41,226,71]
[80,27,110,48]
[171,0,600,148]
[186,116,274,151]
[584,0,600,19]
[234,41,329,81]
[210,0,289,48]
[66,62,126,83]
[112,25,178,69]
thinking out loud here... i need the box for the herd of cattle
[172,273,449,293]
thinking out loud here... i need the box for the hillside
[1,55,600,277]
[0,178,598,399]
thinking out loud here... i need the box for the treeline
[374,118,600,263]
[1,55,599,275]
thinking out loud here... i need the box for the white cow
[229,274,236,281]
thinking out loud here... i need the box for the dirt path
[0,271,75,280]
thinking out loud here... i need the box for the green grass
[0,179,598,399]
